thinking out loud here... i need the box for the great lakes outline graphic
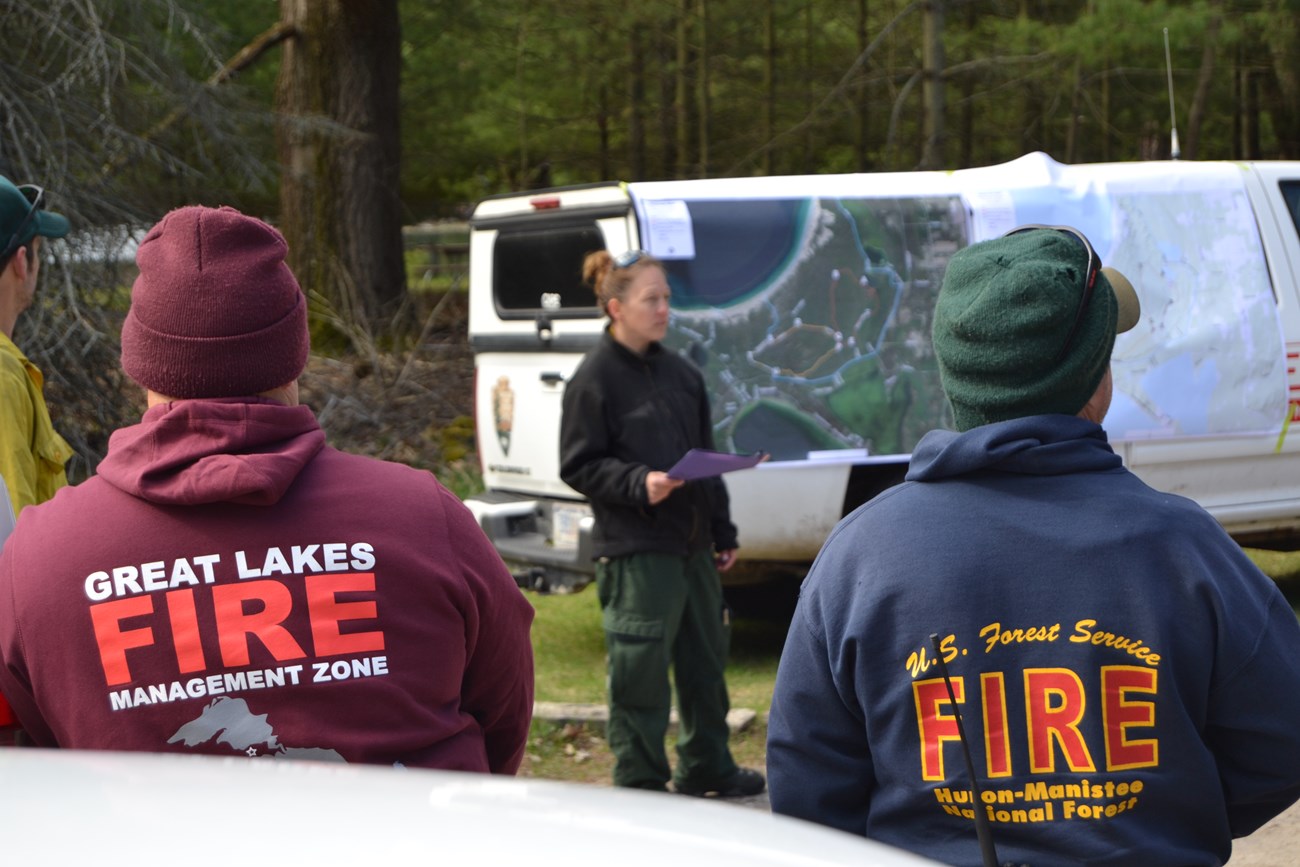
[169,696,345,761]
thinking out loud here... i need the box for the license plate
[551,503,591,550]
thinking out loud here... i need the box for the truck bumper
[463,493,596,593]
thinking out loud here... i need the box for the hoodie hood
[96,398,326,506]
[906,414,1121,483]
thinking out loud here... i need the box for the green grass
[528,588,786,712]
[404,247,466,294]
[1244,548,1300,584]
[527,590,608,705]
[522,585,787,784]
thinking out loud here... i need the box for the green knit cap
[933,229,1138,431]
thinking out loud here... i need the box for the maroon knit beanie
[120,205,309,398]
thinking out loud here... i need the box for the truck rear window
[493,224,604,317]
[1280,180,1300,240]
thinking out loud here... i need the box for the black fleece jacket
[559,331,738,559]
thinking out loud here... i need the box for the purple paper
[666,448,767,481]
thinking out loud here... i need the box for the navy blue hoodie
[768,414,1300,867]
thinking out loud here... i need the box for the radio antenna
[931,634,999,867]
[1164,27,1181,160]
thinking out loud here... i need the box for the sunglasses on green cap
[1004,224,1102,363]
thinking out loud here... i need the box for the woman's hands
[644,472,735,572]
[645,471,685,505]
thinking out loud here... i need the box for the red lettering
[981,672,1011,777]
[1102,665,1158,770]
[90,596,156,686]
[1025,668,1096,773]
[914,677,963,781]
[305,572,385,656]
[212,580,306,666]
[165,589,207,674]
[913,665,1158,780]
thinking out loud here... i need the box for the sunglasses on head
[1,185,46,264]
[613,249,649,269]
[1003,224,1100,362]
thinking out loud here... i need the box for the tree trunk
[628,26,647,181]
[1185,13,1222,160]
[919,0,945,169]
[854,0,869,171]
[1016,0,1040,156]
[803,0,814,172]
[1243,67,1260,159]
[1262,0,1300,159]
[761,0,776,175]
[1065,58,1081,163]
[1101,43,1111,162]
[276,0,407,329]
[658,28,678,179]
[597,81,611,181]
[699,0,711,176]
[957,0,975,168]
[676,0,695,178]
[1233,42,1243,160]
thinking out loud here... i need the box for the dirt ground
[1228,801,1300,865]
[721,792,1299,864]
[295,292,476,475]
[625,781,1298,864]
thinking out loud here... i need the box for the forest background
[3,0,1299,482]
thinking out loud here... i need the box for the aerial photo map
[653,195,968,461]
[634,155,1289,464]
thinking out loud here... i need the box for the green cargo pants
[596,549,739,790]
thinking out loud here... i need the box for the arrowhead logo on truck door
[492,376,515,456]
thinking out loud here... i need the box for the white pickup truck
[463,152,1300,592]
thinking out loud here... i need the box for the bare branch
[99,20,297,179]
[723,0,926,175]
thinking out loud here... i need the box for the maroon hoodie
[0,398,534,772]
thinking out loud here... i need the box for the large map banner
[631,155,1287,461]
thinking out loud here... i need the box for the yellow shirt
[0,333,71,515]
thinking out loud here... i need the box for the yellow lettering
[1071,619,1160,667]
[981,621,1062,654]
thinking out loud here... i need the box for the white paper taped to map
[641,199,695,260]
[966,189,1018,240]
